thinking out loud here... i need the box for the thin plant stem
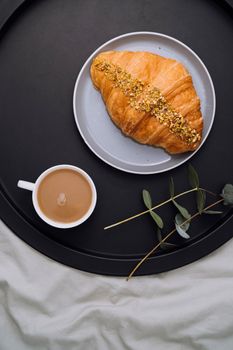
[104,188,197,230]
[126,198,224,281]
[104,187,216,230]
[199,188,217,197]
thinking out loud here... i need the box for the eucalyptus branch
[104,164,232,280]
[126,198,224,280]
[104,187,216,230]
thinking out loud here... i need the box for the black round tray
[0,0,233,276]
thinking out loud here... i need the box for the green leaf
[142,189,152,209]
[157,228,162,241]
[196,189,206,214]
[175,223,190,239]
[142,190,164,229]
[172,199,191,220]
[157,228,176,250]
[175,213,190,239]
[161,242,177,248]
[169,177,175,198]
[150,211,164,229]
[204,210,223,215]
[221,184,233,206]
[188,164,199,189]
[175,213,190,232]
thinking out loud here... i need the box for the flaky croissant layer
[90,51,203,154]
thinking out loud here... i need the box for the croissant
[90,51,203,154]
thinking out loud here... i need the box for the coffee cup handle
[17,180,35,192]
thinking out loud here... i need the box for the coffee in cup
[17,165,97,228]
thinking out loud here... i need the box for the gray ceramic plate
[73,32,215,174]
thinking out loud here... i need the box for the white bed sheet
[0,220,233,350]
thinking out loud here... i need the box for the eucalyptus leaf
[175,213,190,232]
[142,189,152,209]
[188,164,199,189]
[161,242,176,248]
[157,228,176,250]
[172,199,191,220]
[157,228,162,242]
[160,242,176,250]
[204,210,223,215]
[175,223,190,239]
[169,177,175,198]
[221,184,233,206]
[196,189,206,214]
[150,211,164,229]
[142,190,164,229]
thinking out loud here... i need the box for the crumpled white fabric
[0,220,233,350]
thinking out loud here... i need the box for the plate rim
[73,31,216,175]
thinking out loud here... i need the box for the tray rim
[1,186,233,276]
[0,0,232,277]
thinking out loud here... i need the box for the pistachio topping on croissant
[90,51,203,154]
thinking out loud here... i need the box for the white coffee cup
[17,164,97,229]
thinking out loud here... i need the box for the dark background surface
[0,0,233,275]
